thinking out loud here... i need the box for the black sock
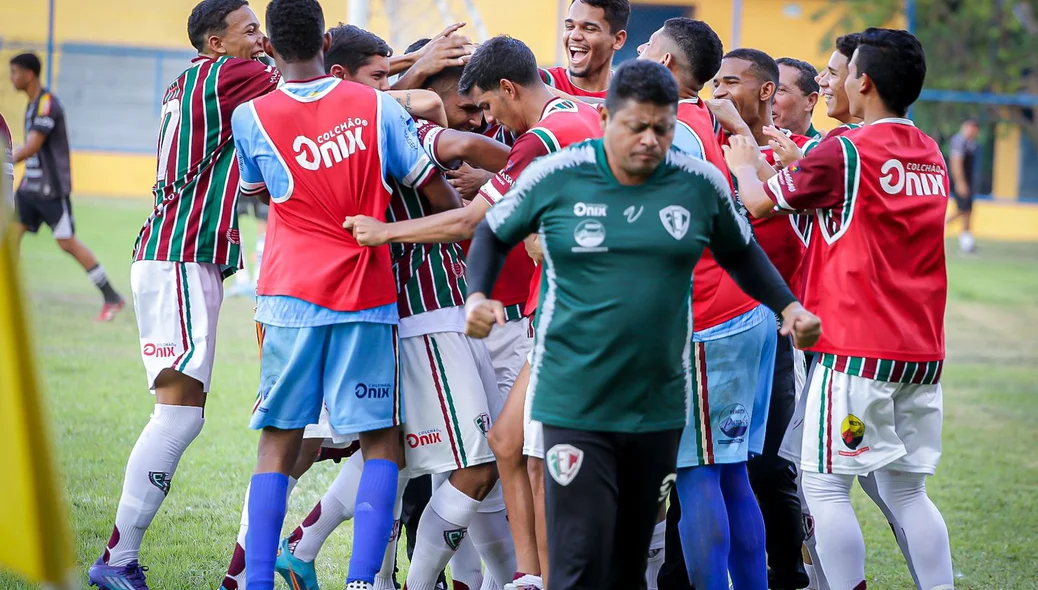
[87,264,122,304]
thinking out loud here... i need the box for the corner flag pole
[0,113,75,589]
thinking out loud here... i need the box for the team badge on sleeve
[547,444,585,486]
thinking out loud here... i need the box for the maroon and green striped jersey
[133,56,280,273]
[387,180,468,318]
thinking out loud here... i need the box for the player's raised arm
[420,122,511,172]
[386,89,448,128]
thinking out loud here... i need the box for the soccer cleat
[88,557,150,590]
[504,574,543,590]
[95,299,126,322]
[275,537,320,590]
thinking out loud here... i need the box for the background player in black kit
[9,52,125,321]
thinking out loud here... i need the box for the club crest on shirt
[659,205,691,240]
[546,444,584,486]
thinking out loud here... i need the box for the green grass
[3,197,1038,589]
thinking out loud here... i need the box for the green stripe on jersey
[529,128,561,153]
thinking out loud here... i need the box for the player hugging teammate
[87,1,954,589]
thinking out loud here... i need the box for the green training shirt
[485,138,754,433]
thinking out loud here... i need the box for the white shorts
[522,345,544,459]
[401,331,499,476]
[303,405,358,448]
[793,348,807,401]
[131,261,223,392]
[780,362,943,476]
[484,317,533,402]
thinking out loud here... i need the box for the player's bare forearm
[12,131,45,163]
[384,198,489,243]
[755,156,778,182]
[421,174,463,213]
[440,130,510,172]
[389,54,419,76]
[387,90,448,128]
[950,155,968,191]
[730,165,777,219]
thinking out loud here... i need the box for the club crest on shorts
[149,471,172,496]
[546,444,584,486]
[659,205,691,240]
[444,528,466,550]
[658,472,677,503]
[841,414,866,450]
[474,412,491,437]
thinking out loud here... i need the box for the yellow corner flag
[0,113,76,586]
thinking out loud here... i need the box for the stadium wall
[1,0,1035,240]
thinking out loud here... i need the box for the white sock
[798,471,829,590]
[290,451,365,561]
[448,537,484,590]
[104,405,204,566]
[801,472,865,590]
[468,508,515,587]
[645,520,666,590]
[858,473,920,588]
[406,480,481,590]
[374,468,412,588]
[873,470,954,589]
[225,476,297,584]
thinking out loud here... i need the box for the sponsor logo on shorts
[444,528,466,550]
[226,228,241,245]
[474,413,491,437]
[658,472,677,503]
[572,219,607,253]
[355,383,393,399]
[718,403,749,443]
[546,444,584,486]
[573,202,608,217]
[659,205,691,240]
[149,471,172,496]
[142,342,178,358]
[407,429,443,448]
[839,414,870,457]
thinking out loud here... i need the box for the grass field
[3,196,1037,589]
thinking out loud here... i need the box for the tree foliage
[816,0,1038,145]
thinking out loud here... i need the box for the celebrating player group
[83,0,953,589]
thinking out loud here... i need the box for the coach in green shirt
[464,59,821,589]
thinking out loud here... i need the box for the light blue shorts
[251,322,403,434]
[678,305,777,467]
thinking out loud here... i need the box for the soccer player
[269,24,513,590]
[233,0,469,588]
[774,57,821,139]
[638,18,787,590]
[541,0,630,98]
[462,59,820,590]
[946,117,980,253]
[8,52,124,320]
[89,2,280,588]
[710,47,818,588]
[346,36,602,590]
[818,34,864,130]
[726,27,955,590]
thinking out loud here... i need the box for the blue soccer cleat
[275,537,320,590]
[88,557,150,590]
